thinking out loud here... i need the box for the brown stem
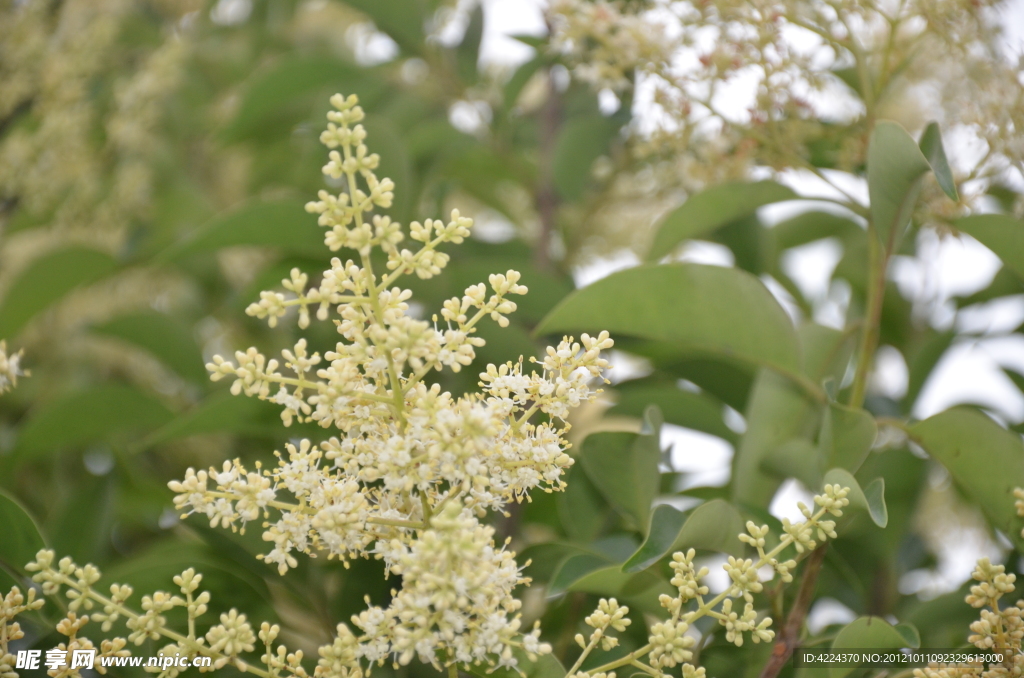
[868,564,891,617]
[535,67,562,272]
[759,544,828,678]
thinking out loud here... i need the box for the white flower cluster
[2,484,849,678]
[548,0,672,92]
[549,0,1024,219]
[566,486,851,678]
[353,502,548,670]
[0,340,27,395]
[170,93,612,675]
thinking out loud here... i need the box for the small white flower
[0,340,28,395]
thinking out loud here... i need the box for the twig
[759,544,828,678]
[535,62,562,272]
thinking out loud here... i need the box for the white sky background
[474,0,1024,595]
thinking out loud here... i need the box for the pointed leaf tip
[919,122,959,202]
[868,121,932,249]
[622,499,745,573]
[863,477,888,528]
[647,180,797,262]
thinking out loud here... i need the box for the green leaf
[550,556,674,615]
[509,34,546,48]
[830,616,918,678]
[567,564,669,600]
[619,348,754,411]
[832,67,863,97]
[732,323,853,507]
[822,468,887,528]
[894,623,921,648]
[0,490,47,576]
[537,263,801,375]
[0,247,118,337]
[772,211,864,251]
[463,638,567,678]
[910,407,1024,546]
[15,384,174,459]
[548,553,613,597]
[957,266,1024,307]
[956,214,1024,281]
[732,373,817,507]
[904,329,955,409]
[988,184,1023,213]
[442,144,522,220]
[1006,367,1024,395]
[622,499,745,573]
[48,475,113,564]
[609,381,737,444]
[222,56,371,141]
[760,439,821,489]
[835,617,916,647]
[363,116,415,224]
[760,400,875,491]
[678,485,731,501]
[867,121,932,249]
[862,478,888,529]
[902,587,977,648]
[800,323,859,388]
[520,542,591,583]
[0,568,20,596]
[647,181,797,262]
[820,403,877,474]
[343,0,425,54]
[456,4,483,83]
[101,539,276,623]
[92,311,207,383]
[159,199,325,262]
[579,409,661,530]
[558,465,613,542]
[553,115,622,200]
[712,214,768,275]
[140,392,283,449]
[503,55,546,110]
[918,122,959,201]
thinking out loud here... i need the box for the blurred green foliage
[3,0,1024,677]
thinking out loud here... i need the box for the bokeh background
[3,0,1024,673]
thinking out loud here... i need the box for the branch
[759,544,828,678]
[535,64,562,272]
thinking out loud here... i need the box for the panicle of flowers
[352,502,550,670]
[547,0,672,93]
[0,341,27,395]
[18,550,335,678]
[171,93,613,675]
[912,488,1024,677]
[564,485,851,678]
[1,585,44,678]
[548,0,1024,221]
